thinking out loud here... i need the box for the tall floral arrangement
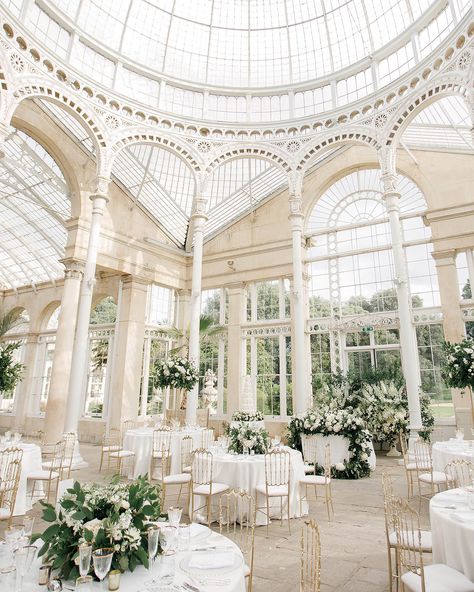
[225,423,270,454]
[360,382,408,446]
[442,338,474,390]
[31,477,161,580]
[153,356,199,391]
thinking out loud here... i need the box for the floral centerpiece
[287,394,373,479]
[31,477,161,580]
[231,411,264,422]
[442,338,474,390]
[225,423,270,454]
[153,355,199,411]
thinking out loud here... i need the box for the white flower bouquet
[231,410,264,422]
[153,355,199,391]
[226,423,270,454]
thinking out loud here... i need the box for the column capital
[60,257,85,280]
[431,249,457,267]
[120,274,150,290]
[191,196,208,222]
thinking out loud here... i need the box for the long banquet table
[430,487,474,581]
[23,526,246,592]
[123,426,205,478]
[191,446,308,526]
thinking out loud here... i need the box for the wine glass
[159,525,177,555]
[78,543,92,577]
[145,526,160,585]
[92,548,114,591]
[13,544,37,592]
[168,506,183,528]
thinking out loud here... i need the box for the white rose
[335,463,345,471]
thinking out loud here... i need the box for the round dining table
[23,525,246,592]
[432,439,474,472]
[429,487,474,581]
[123,426,205,478]
[191,446,308,526]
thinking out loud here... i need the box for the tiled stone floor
[18,443,432,592]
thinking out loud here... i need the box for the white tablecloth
[311,434,376,470]
[432,440,474,472]
[191,446,308,526]
[430,487,474,581]
[123,427,205,478]
[13,442,43,516]
[23,528,246,592]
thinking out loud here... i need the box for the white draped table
[312,434,376,470]
[123,427,205,478]
[191,446,308,526]
[432,440,474,472]
[12,442,43,516]
[23,527,246,592]
[430,487,474,581]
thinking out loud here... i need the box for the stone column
[432,250,465,342]
[227,283,246,416]
[64,180,110,437]
[289,183,308,415]
[186,198,208,425]
[43,258,84,442]
[14,332,39,429]
[109,276,149,429]
[382,172,422,438]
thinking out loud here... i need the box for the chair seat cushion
[300,475,330,486]
[27,470,59,480]
[389,529,432,552]
[401,563,474,592]
[163,473,191,485]
[255,484,289,497]
[109,450,135,458]
[418,471,448,484]
[102,445,120,452]
[193,482,229,496]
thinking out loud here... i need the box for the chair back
[445,459,473,489]
[153,428,171,455]
[381,472,396,539]
[392,497,426,588]
[191,448,213,486]
[103,428,121,447]
[264,449,291,487]
[413,440,432,472]
[201,428,215,450]
[301,435,318,466]
[322,444,331,480]
[49,440,67,474]
[219,489,255,591]
[62,432,76,475]
[181,436,193,472]
[122,420,138,433]
[0,448,23,520]
[300,519,321,592]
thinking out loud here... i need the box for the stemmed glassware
[92,548,114,591]
[145,526,160,586]
[78,543,92,577]
[157,526,177,586]
[168,507,183,528]
[14,544,37,592]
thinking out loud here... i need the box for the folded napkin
[188,551,235,570]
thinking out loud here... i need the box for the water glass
[14,545,37,592]
[156,553,175,586]
[159,525,177,555]
[75,575,93,591]
[168,506,183,528]
[177,524,191,552]
[92,548,114,590]
[78,543,92,577]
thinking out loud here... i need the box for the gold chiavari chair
[27,440,65,503]
[42,432,76,478]
[122,419,138,434]
[108,440,136,478]
[399,432,417,498]
[300,519,321,592]
[160,448,191,509]
[414,440,449,505]
[256,449,291,536]
[301,434,318,474]
[299,443,334,520]
[219,490,256,592]
[201,428,215,450]
[392,497,473,592]
[382,472,432,592]
[98,428,121,472]
[181,436,193,474]
[445,459,473,489]
[190,448,230,526]
[149,428,172,481]
[0,448,23,527]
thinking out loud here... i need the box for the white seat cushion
[27,470,60,480]
[401,563,474,592]
[418,471,448,484]
[388,529,432,552]
[109,450,135,458]
[255,484,289,497]
[300,475,330,486]
[193,482,229,496]
[163,473,191,485]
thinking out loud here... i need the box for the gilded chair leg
[99,452,104,472]
[206,496,211,527]
[387,546,393,592]
[287,494,291,536]
[266,496,270,538]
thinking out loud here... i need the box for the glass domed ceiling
[30,0,449,89]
